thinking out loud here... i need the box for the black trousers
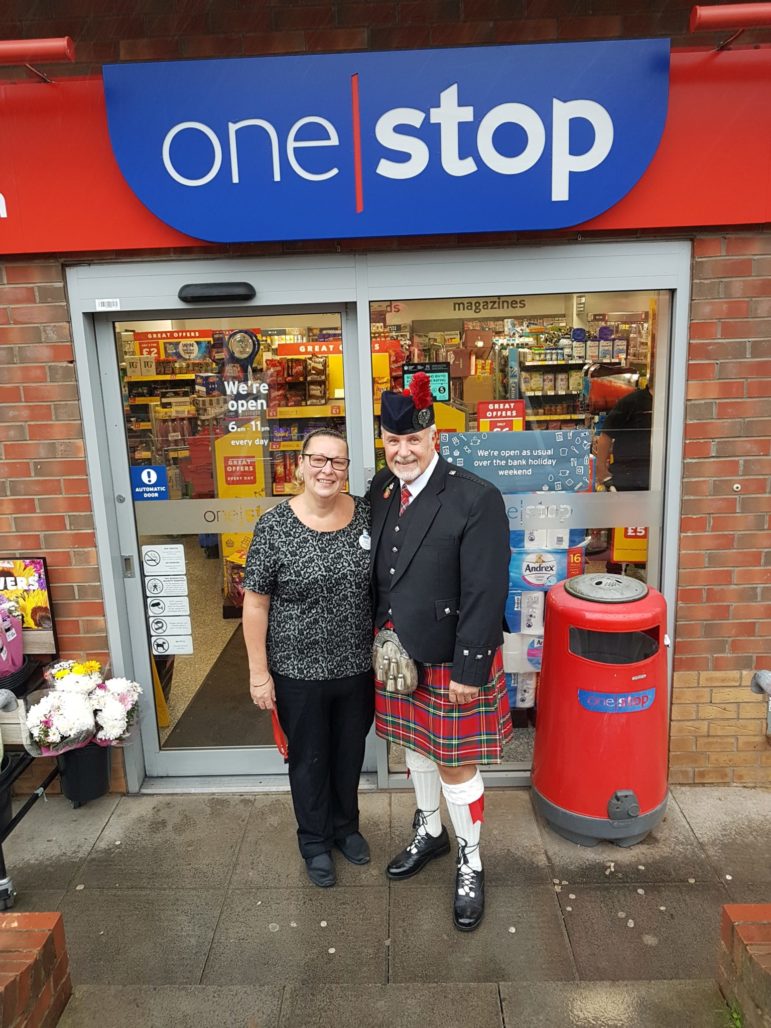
[273,670,374,858]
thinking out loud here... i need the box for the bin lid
[564,573,648,604]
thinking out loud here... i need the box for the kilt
[375,644,513,767]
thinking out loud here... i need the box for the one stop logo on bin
[577,688,656,713]
[103,39,669,242]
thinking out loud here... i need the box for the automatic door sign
[131,465,168,501]
[141,544,186,576]
[146,595,190,617]
[151,636,194,655]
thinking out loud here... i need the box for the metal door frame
[67,256,371,786]
[66,240,691,791]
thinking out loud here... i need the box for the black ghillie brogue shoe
[386,808,450,880]
[453,841,485,932]
[335,831,371,865]
[305,851,336,887]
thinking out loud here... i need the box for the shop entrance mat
[163,625,275,749]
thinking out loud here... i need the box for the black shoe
[453,844,485,932]
[305,852,336,888]
[335,831,370,865]
[386,809,451,880]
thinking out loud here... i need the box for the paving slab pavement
[3,785,767,1026]
[59,887,225,985]
[672,785,771,885]
[556,882,730,981]
[389,883,575,983]
[201,886,389,985]
[59,980,729,1028]
[499,980,730,1028]
[58,985,284,1028]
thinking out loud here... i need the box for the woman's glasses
[303,453,350,471]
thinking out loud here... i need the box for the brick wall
[0,912,72,1028]
[2,0,771,77]
[669,235,771,785]
[0,260,127,794]
[0,261,107,664]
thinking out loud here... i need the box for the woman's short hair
[301,428,348,455]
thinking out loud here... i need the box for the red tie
[399,485,411,516]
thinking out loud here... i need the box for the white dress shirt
[399,451,439,505]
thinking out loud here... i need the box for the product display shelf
[524,413,586,422]
[269,402,346,419]
[521,390,583,396]
[520,360,587,367]
[124,374,196,382]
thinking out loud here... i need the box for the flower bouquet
[24,660,142,757]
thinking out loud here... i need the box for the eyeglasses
[302,453,350,471]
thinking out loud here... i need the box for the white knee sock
[441,770,484,871]
[405,747,442,838]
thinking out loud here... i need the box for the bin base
[532,788,668,848]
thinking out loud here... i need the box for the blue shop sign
[103,39,669,243]
[131,465,169,501]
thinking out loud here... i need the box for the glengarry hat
[380,371,435,434]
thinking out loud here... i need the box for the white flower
[95,695,128,742]
[103,677,142,711]
[55,672,101,694]
[26,691,95,747]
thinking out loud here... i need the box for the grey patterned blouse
[243,496,373,680]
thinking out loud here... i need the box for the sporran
[372,627,418,695]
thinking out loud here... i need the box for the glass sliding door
[102,306,359,777]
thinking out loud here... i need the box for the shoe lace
[456,839,480,896]
[407,807,440,854]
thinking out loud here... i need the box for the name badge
[359,531,371,551]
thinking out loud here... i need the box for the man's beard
[392,460,420,483]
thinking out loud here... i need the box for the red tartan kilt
[375,646,513,767]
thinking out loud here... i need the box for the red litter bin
[532,573,669,847]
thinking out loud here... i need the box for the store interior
[114,288,660,770]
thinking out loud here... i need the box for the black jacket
[369,456,509,687]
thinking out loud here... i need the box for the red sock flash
[469,796,485,825]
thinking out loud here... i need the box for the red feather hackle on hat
[403,370,432,410]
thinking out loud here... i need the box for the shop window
[369,289,667,771]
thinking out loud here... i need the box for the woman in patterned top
[243,429,374,888]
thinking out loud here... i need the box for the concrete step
[58,979,729,1028]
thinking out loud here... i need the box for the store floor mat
[163,626,274,749]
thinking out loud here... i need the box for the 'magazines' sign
[103,39,669,243]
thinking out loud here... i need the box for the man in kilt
[370,372,512,932]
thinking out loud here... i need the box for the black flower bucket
[57,743,111,808]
